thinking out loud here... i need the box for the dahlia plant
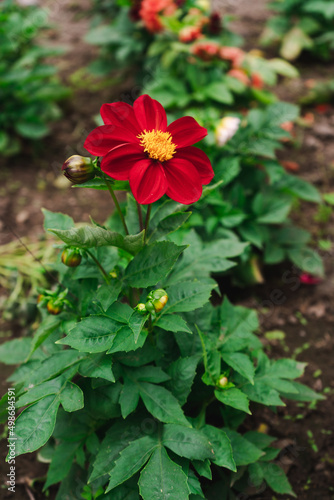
[0,96,323,499]
[261,0,334,60]
[85,0,297,107]
[178,101,323,284]
[0,0,69,156]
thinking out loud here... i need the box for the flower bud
[37,294,44,303]
[146,289,168,313]
[47,299,63,315]
[218,376,229,388]
[110,270,118,279]
[61,247,82,267]
[62,155,95,185]
[135,303,147,313]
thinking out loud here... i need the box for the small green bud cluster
[37,288,71,315]
[135,289,168,314]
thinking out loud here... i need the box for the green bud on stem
[61,247,82,267]
[62,155,95,185]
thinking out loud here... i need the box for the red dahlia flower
[84,95,214,205]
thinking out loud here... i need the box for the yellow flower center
[137,129,176,162]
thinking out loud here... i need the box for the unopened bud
[110,270,118,279]
[146,289,168,313]
[37,294,44,304]
[218,376,229,388]
[47,299,63,315]
[62,155,95,185]
[135,303,147,313]
[61,247,82,267]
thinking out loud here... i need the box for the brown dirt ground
[1,0,334,499]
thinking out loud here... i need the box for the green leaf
[253,193,292,224]
[124,242,186,288]
[95,282,122,311]
[280,175,321,203]
[169,231,247,284]
[106,435,158,492]
[221,352,255,384]
[58,315,124,353]
[192,459,212,480]
[244,431,276,450]
[131,366,170,383]
[266,102,299,126]
[0,338,34,365]
[323,192,334,205]
[60,382,84,412]
[89,417,145,483]
[242,381,285,406]
[223,429,264,466]
[42,208,75,231]
[83,381,121,420]
[268,58,299,78]
[129,310,149,343]
[268,359,306,379]
[12,395,60,457]
[204,82,234,104]
[119,378,140,419]
[16,378,63,408]
[27,350,83,386]
[166,356,199,405]
[162,282,215,315]
[155,314,192,333]
[44,440,81,489]
[106,327,148,354]
[15,121,49,139]
[215,388,251,414]
[149,212,191,242]
[162,424,214,460]
[262,463,296,496]
[287,247,324,276]
[138,382,190,427]
[27,315,61,359]
[280,26,313,60]
[49,226,145,256]
[79,353,115,382]
[202,426,236,471]
[280,381,325,402]
[139,446,189,500]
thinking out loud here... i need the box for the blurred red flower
[139,0,176,33]
[300,273,322,285]
[84,95,214,205]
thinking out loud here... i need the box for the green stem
[86,250,110,284]
[196,396,216,429]
[144,205,152,243]
[136,202,144,232]
[104,177,129,235]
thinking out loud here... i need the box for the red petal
[164,158,203,204]
[133,94,167,132]
[84,125,138,156]
[101,143,144,180]
[167,117,207,148]
[100,102,141,136]
[175,146,214,184]
[129,159,168,204]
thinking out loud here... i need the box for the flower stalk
[104,176,129,235]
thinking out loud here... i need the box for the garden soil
[1,0,334,498]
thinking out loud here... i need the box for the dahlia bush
[0,96,324,499]
[0,0,69,156]
[261,0,334,60]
